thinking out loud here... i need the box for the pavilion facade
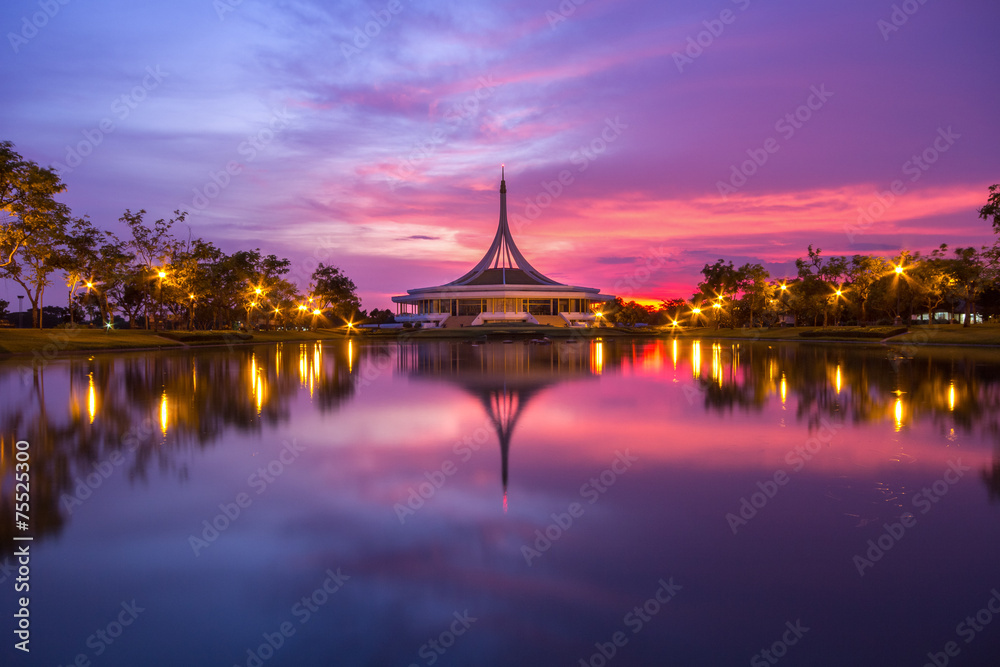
[391,171,615,328]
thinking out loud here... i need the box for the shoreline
[2,323,1000,359]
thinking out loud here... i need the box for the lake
[2,337,1000,666]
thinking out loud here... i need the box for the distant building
[392,170,615,327]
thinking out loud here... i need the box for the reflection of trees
[0,341,357,557]
[984,459,1000,502]
[685,340,1000,501]
[690,342,1000,432]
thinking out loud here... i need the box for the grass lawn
[0,327,351,356]
[660,323,1000,346]
[0,328,184,354]
[886,323,1000,346]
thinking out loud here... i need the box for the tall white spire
[444,169,562,286]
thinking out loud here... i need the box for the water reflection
[3,336,1000,563]
[0,341,356,556]
[401,340,599,510]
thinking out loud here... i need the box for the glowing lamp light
[255,287,263,295]
[298,304,307,311]
[312,309,322,316]
[780,284,787,291]
[894,265,904,275]
[157,271,166,279]
[692,307,702,315]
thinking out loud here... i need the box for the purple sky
[2,0,998,308]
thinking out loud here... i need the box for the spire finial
[500,163,506,194]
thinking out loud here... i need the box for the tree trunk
[36,286,45,329]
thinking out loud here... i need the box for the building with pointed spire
[391,170,615,327]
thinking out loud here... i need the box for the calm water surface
[2,337,1000,666]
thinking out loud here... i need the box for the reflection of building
[391,170,615,328]
[401,341,602,509]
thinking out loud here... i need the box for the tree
[847,255,890,323]
[909,245,949,322]
[92,232,134,326]
[940,246,989,327]
[794,246,836,326]
[310,263,361,324]
[610,298,655,326]
[735,263,770,327]
[56,216,104,324]
[1,141,66,268]
[121,208,184,329]
[695,259,741,329]
[0,204,69,329]
[979,183,1000,233]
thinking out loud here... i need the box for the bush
[158,331,252,343]
[798,326,907,339]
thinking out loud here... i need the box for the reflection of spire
[406,341,600,513]
[482,382,528,512]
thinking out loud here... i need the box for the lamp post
[894,264,905,325]
[157,270,167,331]
[17,295,24,328]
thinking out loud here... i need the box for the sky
[2,0,999,309]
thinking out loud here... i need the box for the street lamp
[893,263,906,324]
[17,294,24,328]
[156,269,167,330]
